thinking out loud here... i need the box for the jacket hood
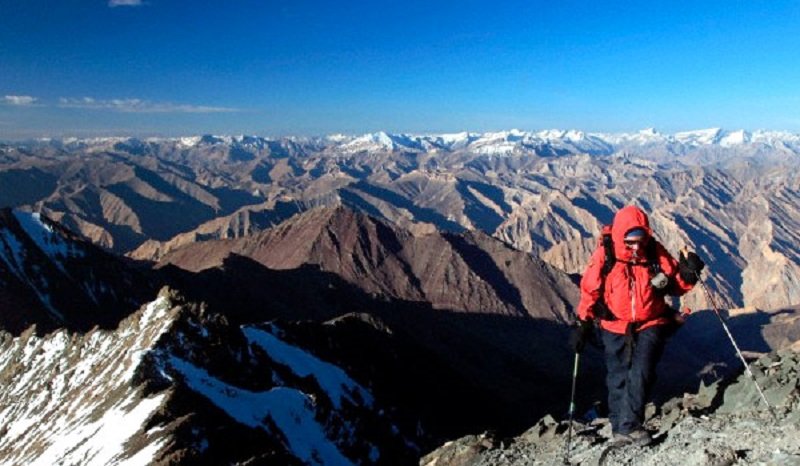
[611,205,652,260]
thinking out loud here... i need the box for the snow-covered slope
[0,296,174,465]
[0,289,419,465]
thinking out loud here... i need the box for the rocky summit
[421,348,800,466]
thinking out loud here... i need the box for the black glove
[570,319,595,353]
[679,251,705,284]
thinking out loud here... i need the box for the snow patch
[244,326,374,409]
[178,136,202,147]
[169,356,354,466]
[13,210,85,273]
[719,129,750,147]
[27,392,168,466]
[675,128,723,146]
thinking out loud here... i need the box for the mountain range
[4,128,800,310]
[20,127,800,155]
[2,129,800,464]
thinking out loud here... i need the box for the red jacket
[577,206,695,334]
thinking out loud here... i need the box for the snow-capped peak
[13,127,800,156]
[675,128,723,146]
[325,133,350,143]
[343,131,422,152]
[719,129,751,147]
[178,136,202,147]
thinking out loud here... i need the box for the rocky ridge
[422,348,800,466]
[0,288,420,465]
[0,206,602,463]
[155,205,594,438]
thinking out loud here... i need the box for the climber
[572,205,705,446]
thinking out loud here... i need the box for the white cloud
[109,0,143,7]
[58,97,239,113]
[3,95,38,106]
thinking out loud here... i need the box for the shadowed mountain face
[159,257,587,443]
[155,206,589,436]
[3,133,800,311]
[0,207,154,334]
[158,206,578,321]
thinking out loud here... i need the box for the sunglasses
[624,238,645,247]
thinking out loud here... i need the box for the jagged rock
[0,289,422,465]
[517,415,558,444]
[697,380,722,407]
[657,405,683,435]
[718,350,800,414]
[451,350,800,466]
[679,444,738,466]
[419,432,498,466]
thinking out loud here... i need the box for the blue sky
[1,0,799,138]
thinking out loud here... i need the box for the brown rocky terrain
[157,205,578,320]
[0,205,596,463]
[4,131,800,313]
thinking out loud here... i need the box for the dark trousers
[601,325,666,434]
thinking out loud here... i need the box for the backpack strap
[600,228,615,277]
[596,226,616,320]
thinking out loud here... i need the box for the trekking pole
[563,351,580,464]
[695,273,777,419]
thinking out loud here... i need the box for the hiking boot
[628,428,652,446]
[611,428,651,447]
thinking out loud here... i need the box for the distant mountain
[155,206,592,439]
[157,206,578,319]
[4,129,800,312]
[17,127,800,155]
